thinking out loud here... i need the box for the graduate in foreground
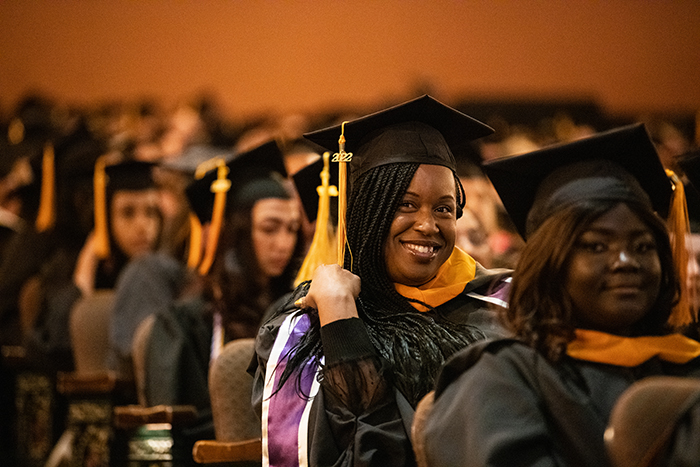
[423,123,700,467]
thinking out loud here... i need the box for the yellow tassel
[333,122,352,267]
[35,143,56,232]
[294,152,338,286]
[186,213,203,269]
[198,160,231,276]
[666,169,695,328]
[93,156,111,259]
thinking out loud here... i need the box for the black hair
[206,195,304,340]
[277,162,482,406]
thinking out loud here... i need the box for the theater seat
[605,376,700,467]
[411,390,435,467]
[192,338,261,464]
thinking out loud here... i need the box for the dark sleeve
[0,230,53,334]
[145,299,211,409]
[24,280,82,371]
[310,317,414,467]
[424,345,560,467]
[108,253,186,364]
[662,397,700,465]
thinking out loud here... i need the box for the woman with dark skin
[250,96,511,467]
[423,124,700,467]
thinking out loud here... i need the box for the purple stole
[466,276,511,309]
[262,313,323,467]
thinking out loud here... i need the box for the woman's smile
[384,164,457,286]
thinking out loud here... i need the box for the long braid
[276,163,483,406]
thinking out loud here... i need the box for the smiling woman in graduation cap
[422,124,700,467]
[249,95,511,467]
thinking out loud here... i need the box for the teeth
[406,244,434,254]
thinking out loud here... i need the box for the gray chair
[192,338,262,464]
[411,390,435,467]
[605,376,700,467]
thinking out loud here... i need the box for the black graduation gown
[424,338,700,467]
[250,265,511,467]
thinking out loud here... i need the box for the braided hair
[277,162,484,406]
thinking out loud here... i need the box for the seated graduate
[422,124,700,467]
[142,140,303,410]
[249,95,512,467]
[26,158,162,371]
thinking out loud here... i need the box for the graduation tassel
[333,122,352,267]
[186,213,203,269]
[294,151,338,286]
[35,143,56,232]
[198,160,231,276]
[666,169,696,328]
[93,156,111,259]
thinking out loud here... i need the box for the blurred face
[110,189,161,259]
[252,197,301,280]
[384,164,457,286]
[565,203,661,335]
[456,207,493,268]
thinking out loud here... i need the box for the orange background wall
[1,0,699,120]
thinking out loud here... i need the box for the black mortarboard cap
[104,160,157,194]
[303,95,493,185]
[292,155,339,222]
[483,123,672,239]
[185,140,288,224]
[160,144,234,175]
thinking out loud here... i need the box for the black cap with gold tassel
[196,159,231,276]
[93,158,158,260]
[483,123,695,329]
[184,140,288,276]
[303,95,495,271]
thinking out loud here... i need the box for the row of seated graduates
[0,94,319,467]
[0,96,188,466]
[1,92,696,466]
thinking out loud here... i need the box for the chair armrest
[192,438,262,464]
[113,404,198,429]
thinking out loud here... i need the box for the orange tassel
[198,161,231,275]
[666,169,695,328]
[93,156,111,259]
[186,213,203,269]
[333,122,352,268]
[35,143,56,232]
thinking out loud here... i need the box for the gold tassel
[197,160,231,276]
[35,143,56,232]
[666,169,695,328]
[186,213,203,269]
[332,122,352,267]
[294,152,338,286]
[93,156,111,259]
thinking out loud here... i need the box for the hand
[303,264,361,327]
[73,232,99,297]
